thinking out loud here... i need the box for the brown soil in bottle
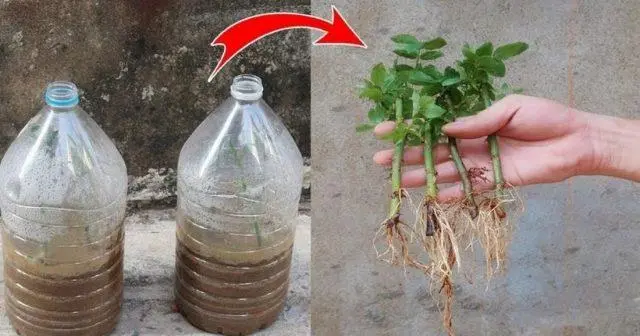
[174,234,293,336]
[2,228,124,336]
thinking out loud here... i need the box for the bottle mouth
[45,81,79,108]
[230,74,264,101]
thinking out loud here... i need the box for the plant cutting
[357,34,527,336]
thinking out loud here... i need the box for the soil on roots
[440,244,457,336]
[372,187,522,336]
[374,190,430,273]
[419,199,473,336]
[468,167,490,184]
[474,187,523,278]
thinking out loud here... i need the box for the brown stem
[448,136,478,218]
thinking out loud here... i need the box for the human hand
[373,95,600,199]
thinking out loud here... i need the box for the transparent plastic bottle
[175,74,303,335]
[0,82,127,336]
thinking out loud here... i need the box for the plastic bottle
[0,81,127,335]
[175,74,303,335]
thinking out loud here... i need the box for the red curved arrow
[207,5,367,82]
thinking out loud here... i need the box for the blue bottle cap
[45,81,79,108]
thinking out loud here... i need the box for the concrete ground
[312,0,640,335]
[0,210,310,336]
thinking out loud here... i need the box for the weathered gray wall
[0,0,310,176]
[312,0,640,335]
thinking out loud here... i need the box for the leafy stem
[444,96,478,217]
[358,35,527,205]
[423,123,438,200]
[481,89,505,197]
[389,98,406,218]
[448,136,478,217]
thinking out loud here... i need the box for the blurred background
[311,0,640,335]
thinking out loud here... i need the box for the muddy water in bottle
[174,74,303,335]
[0,82,128,336]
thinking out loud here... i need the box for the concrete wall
[312,0,640,335]
[0,0,310,176]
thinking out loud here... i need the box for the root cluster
[373,187,523,336]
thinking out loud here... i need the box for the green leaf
[384,123,409,143]
[448,87,463,106]
[444,66,458,77]
[429,118,447,142]
[371,63,386,86]
[356,123,375,133]
[468,99,486,114]
[420,50,443,60]
[393,41,422,59]
[418,95,435,112]
[477,56,506,77]
[394,64,414,72]
[402,97,413,119]
[382,73,399,91]
[493,42,528,60]
[393,49,419,59]
[405,132,423,146]
[391,34,420,45]
[476,42,493,56]
[423,37,447,50]
[420,65,443,80]
[393,64,413,82]
[462,43,475,59]
[368,106,385,123]
[487,88,496,101]
[420,83,443,96]
[426,104,446,119]
[411,91,420,118]
[512,87,524,94]
[460,94,481,112]
[359,86,383,101]
[381,95,395,110]
[412,117,425,127]
[456,65,467,80]
[442,77,461,86]
[442,67,460,86]
[409,71,438,85]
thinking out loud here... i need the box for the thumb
[442,95,522,139]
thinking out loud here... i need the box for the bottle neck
[45,81,80,111]
[230,74,264,102]
[234,97,261,105]
[47,104,79,113]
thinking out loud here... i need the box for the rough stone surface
[0,0,310,175]
[312,0,640,335]
[0,210,310,336]
[125,162,311,211]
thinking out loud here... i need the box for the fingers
[373,121,396,138]
[442,95,522,139]
[373,120,415,138]
[373,144,450,166]
[400,168,426,188]
[400,160,470,188]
